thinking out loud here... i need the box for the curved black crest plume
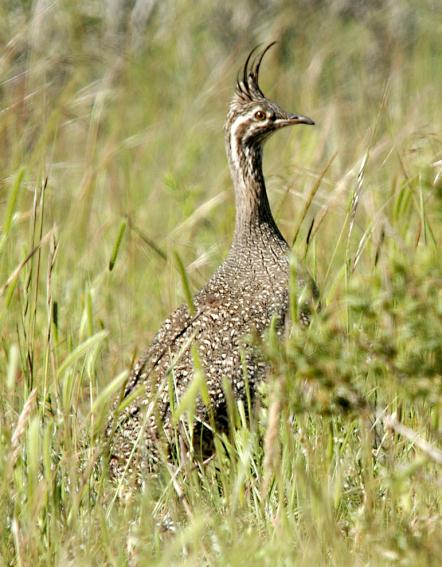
[235,42,277,102]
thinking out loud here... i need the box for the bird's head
[225,43,314,148]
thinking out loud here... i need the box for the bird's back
[109,232,293,480]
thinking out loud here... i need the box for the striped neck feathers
[225,111,284,247]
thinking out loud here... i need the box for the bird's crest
[234,42,276,103]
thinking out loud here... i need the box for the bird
[107,43,319,483]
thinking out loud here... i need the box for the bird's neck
[226,135,286,250]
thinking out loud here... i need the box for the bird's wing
[123,302,201,396]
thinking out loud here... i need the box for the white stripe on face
[228,110,264,170]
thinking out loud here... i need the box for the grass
[0,1,441,565]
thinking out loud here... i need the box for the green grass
[0,1,441,565]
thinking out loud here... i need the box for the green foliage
[265,249,442,417]
[0,1,441,565]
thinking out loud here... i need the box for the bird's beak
[275,112,315,127]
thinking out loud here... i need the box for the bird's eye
[254,110,266,121]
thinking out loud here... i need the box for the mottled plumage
[108,44,318,482]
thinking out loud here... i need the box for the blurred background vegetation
[0,1,441,565]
